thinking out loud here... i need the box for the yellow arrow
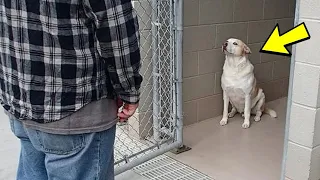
[260,22,310,56]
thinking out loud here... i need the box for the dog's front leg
[242,94,251,128]
[220,91,229,126]
[228,104,237,118]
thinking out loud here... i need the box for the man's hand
[117,98,139,122]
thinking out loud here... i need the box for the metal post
[170,0,191,154]
[170,0,175,139]
[175,0,183,146]
[151,0,160,142]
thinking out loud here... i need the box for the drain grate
[133,155,213,180]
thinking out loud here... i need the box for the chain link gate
[114,0,184,175]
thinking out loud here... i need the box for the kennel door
[114,0,183,175]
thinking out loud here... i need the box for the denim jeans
[10,119,116,180]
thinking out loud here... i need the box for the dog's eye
[233,42,238,45]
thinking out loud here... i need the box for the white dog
[220,38,277,129]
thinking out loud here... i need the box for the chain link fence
[114,0,183,175]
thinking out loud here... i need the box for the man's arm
[83,0,143,105]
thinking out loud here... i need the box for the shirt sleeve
[83,0,143,104]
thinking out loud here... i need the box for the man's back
[1,0,142,179]
[0,0,142,123]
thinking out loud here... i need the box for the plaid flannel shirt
[0,0,142,123]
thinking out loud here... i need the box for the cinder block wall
[284,0,320,179]
[182,0,296,125]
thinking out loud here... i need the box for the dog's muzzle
[222,42,228,50]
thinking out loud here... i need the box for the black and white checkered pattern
[0,0,142,123]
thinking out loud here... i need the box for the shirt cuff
[118,90,140,104]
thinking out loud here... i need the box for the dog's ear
[221,45,224,52]
[243,44,251,54]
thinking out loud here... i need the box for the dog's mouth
[223,48,231,54]
[222,45,230,53]
[222,46,227,52]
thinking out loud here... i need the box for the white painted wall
[283,0,320,179]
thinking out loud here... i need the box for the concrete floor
[171,98,287,180]
[116,170,148,180]
[0,109,19,180]
[0,98,287,180]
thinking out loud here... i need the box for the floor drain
[133,155,213,180]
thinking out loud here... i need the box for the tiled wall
[182,0,295,126]
[284,0,320,179]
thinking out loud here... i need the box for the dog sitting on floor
[220,38,277,129]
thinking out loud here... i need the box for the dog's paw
[228,112,236,118]
[254,116,261,122]
[242,121,250,129]
[220,118,228,126]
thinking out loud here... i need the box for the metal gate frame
[114,0,184,175]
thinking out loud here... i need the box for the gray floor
[0,110,19,180]
[171,98,287,180]
[116,170,148,180]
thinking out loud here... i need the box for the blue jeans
[10,119,116,180]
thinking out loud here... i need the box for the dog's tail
[264,107,277,118]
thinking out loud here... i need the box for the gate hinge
[123,155,129,163]
[152,22,162,27]
[175,26,183,31]
[173,79,182,83]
